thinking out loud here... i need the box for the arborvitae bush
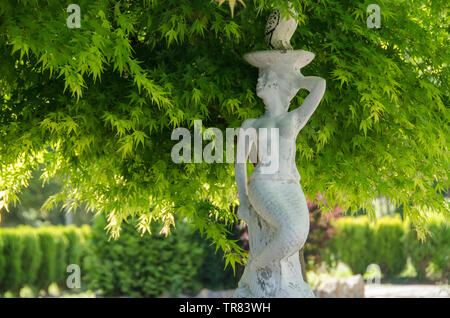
[53,229,69,285]
[85,216,205,297]
[60,226,84,269]
[17,227,42,287]
[0,230,24,291]
[0,225,91,292]
[36,229,58,289]
[78,225,92,271]
[328,215,448,281]
[429,222,450,281]
[373,216,407,278]
[328,216,376,274]
[407,215,450,281]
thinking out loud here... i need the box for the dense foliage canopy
[0,0,448,268]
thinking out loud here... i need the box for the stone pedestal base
[234,206,315,298]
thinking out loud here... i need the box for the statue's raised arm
[290,75,326,134]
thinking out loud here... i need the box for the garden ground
[364,284,449,298]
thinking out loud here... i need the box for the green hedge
[373,216,408,278]
[406,215,450,281]
[0,229,24,291]
[84,217,206,297]
[19,228,42,287]
[328,215,449,280]
[0,225,90,292]
[327,216,377,274]
[1,214,447,294]
[35,229,58,288]
[1,221,236,296]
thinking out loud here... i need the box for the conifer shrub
[85,217,205,297]
[328,216,376,274]
[406,215,450,281]
[373,216,407,278]
[17,227,42,287]
[0,229,24,291]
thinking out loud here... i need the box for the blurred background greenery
[0,170,448,297]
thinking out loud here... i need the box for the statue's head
[256,66,302,115]
[244,50,315,116]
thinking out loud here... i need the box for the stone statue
[234,5,326,298]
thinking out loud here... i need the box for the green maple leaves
[0,0,448,271]
[216,0,247,18]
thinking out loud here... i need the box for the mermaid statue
[234,5,326,298]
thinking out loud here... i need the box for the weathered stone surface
[233,203,315,298]
[315,275,365,298]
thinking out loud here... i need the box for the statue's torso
[248,113,300,182]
